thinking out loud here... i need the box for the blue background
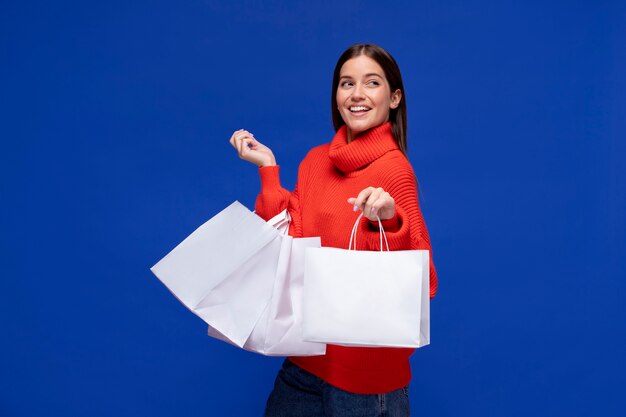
[1,1,625,416]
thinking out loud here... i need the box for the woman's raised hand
[229,129,276,167]
[347,187,396,221]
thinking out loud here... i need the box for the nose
[351,83,365,101]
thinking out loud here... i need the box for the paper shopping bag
[151,201,283,347]
[302,213,430,348]
[244,235,326,356]
[208,214,325,356]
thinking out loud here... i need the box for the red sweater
[255,122,438,394]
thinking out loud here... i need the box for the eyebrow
[339,73,384,79]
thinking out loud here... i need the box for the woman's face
[336,55,401,140]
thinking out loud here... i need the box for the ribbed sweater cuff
[359,205,410,250]
[369,213,401,233]
[365,204,404,233]
[258,165,281,191]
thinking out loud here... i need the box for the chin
[347,124,374,136]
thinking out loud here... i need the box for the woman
[230,43,438,417]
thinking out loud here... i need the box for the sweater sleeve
[357,164,438,299]
[254,165,303,238]
[406,179,438,299]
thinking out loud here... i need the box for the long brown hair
[331,44,408,155]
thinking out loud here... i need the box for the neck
[346,127,374,143]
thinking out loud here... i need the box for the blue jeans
[264,359,410,417]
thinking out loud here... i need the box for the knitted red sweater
[255,122,437,394]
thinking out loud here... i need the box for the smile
[349,106,371,112]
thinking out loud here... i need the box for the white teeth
[350,106,370,112]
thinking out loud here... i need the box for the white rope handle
[348,212,390,252]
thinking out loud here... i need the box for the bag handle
[348,212,390,252]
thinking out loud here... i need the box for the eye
[340,81,354,88]
[367,80,381,86]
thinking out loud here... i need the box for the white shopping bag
[209,234,326,356]
[302,213,430,348]
[267,208,291,235]
[151,201,283,347]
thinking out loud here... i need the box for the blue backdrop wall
[1,1,625,416]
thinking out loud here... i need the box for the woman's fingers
[229,129,276,167]
[367,188,386,219]
[352,187,374,213]
[241,137,261,155]
[372,191,394,220]
[230,129,251,141]
[371,191,390,211]
[348,187,395,220]
[238,136,247,156]
[230,129,255,157]
[352,187,380,218]
[229,129,246,147]
[360,188,375,218]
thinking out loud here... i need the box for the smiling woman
[335,55,402,142]
[331,44,409,155]
[229,43,438,417]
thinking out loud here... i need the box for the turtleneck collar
[328,122,399,173]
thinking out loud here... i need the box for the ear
[389,89,402,109]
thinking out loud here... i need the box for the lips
[349,106,371,113]
[348,106,372,118]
